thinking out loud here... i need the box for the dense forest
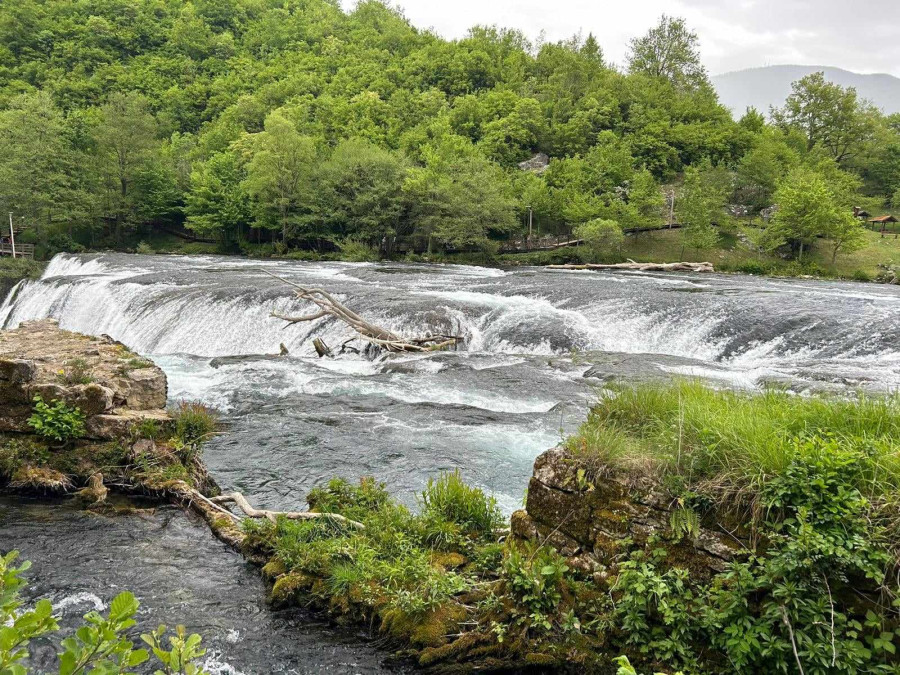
[0,0,898,261]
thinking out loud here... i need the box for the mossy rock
[381,603,467,648]
[9,465,72,493]
[262,558,287,580]
[269,572,315,608]
[430,551,467,571]
[418,631,493,667]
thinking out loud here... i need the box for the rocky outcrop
[511,447,747,577]
[0,319,171,439]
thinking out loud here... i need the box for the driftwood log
[262,269,463,353]
[210,491,365,529]
[177,485,365,530]
[547,259,714,273]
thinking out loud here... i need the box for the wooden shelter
[869,215,899,237]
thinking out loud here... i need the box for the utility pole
[668,190,675,229]
[527,206,533,244]
[8,212,15,259]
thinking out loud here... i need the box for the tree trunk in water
[547,260,714,273]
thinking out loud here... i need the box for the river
[3,253,900,673]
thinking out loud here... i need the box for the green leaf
[109,591,138,621]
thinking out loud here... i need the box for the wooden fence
[0,243,35,258]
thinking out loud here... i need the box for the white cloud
[342,0,900,76]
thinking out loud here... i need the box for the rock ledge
[0,319,171,438]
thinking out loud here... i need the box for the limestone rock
[0,358,36,383]
[516,447,744,576]
[86,410,172,440]
[121,368,167,409]
[0,319,172,442]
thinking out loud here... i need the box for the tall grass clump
[171,400,218,446]
[420,470,504,540]
[569,380,900,501]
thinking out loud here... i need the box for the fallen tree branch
[547,260,714,273]
[211,491,365,530]
[261,268,463,353]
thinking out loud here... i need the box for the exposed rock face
[517,152,550,173]
[512,447,746,576]
[0,319,171,439]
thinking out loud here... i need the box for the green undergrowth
[242,472,613,670]
[563,381,900,673]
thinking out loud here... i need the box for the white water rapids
[3,252,900,511]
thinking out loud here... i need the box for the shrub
[420,470,503,539]
[171,400,217,446]
[337,238,379,262]
[733,260,771,275]
[574,218,624,261]
[852,269,872,282]
[0,550,208,674]
[0,257,45,282]
[501,543,570,632]
[135,241,155,255]
[27,396,85,443]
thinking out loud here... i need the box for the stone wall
[0,319,171,439]
[511,447,747,578]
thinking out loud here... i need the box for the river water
[3,253,900,673]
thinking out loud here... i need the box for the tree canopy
[0,1,895,263]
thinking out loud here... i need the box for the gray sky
[344,0,900,76]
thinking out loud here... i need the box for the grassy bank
[0,257,46,292]
[53,220,900,286]
[497,224,900,281]
[569,381,900,503]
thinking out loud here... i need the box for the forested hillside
[0,1,898,262]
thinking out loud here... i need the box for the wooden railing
[0,243,35,258]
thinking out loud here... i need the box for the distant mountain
[711,65,900,118]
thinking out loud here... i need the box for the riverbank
[114,223,900,284]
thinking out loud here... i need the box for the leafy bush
[574,218,624,260]
[0,550,209,675]
[135,240,155,255]
[337,238,379,262]
[852,269,872,282]
[27,396,85,443]
[732,260,772,275]
[502,543,569,629]
[420,470,503,540]
[172,401,217,446]
[0,258,45,282]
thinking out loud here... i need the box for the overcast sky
[344,0,900,76]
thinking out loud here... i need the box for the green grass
[569,381,900,503]
[0,257,46,281]
[171,400,218,446]
[497,224,900,280]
